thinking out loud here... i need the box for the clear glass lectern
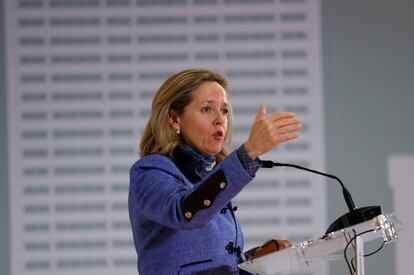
[239,213,402,275]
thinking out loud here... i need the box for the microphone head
[325,205,382,234]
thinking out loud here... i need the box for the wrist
[243,142,258,160]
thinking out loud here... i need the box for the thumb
[254,105,266,122]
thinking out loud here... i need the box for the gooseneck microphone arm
[261,160,382,234]
[260,160,356,211]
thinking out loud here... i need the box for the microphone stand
[261,160,382,234]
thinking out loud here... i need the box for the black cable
[351,257,356,273]
[350,239,385,273]
[343,229,374,274]
[364,240,385,257]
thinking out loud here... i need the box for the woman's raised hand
[244,105,302,159]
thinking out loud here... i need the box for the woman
[129,69,301,274]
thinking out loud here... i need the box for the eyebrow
[201,100,229,106]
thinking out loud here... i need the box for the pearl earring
[176,128,180,135]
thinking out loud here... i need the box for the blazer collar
[173,145,216,179]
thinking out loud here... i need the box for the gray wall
[323,0,414,274]
[1,0,413,274]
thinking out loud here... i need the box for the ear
[168,110,180,130]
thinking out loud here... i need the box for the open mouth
[213,130,224,139]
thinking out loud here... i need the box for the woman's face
[170,81,229,156]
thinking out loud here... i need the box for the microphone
[261,160,382,234]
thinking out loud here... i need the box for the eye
[201,106,210,113]
[221,108,229,115]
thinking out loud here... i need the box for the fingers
[266,114,301,141]
[268,114,301,130]
[268,111,295,122]
[276,239,292,249]
[244,107,301,158]
[276,118,302,133]
[276,132,300,144]
[254,104,266,122]
[261,238,292,251]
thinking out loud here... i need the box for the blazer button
[219,182,226,189]
[185,212,192,219]
[203,199,211,207]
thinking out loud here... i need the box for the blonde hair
[139,69,233,162]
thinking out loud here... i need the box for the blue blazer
[128,149,256,274]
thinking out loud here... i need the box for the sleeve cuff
[236,144,261,177]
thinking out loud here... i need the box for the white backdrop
[5,1,326,274]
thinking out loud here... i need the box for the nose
[214,110,225,125]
